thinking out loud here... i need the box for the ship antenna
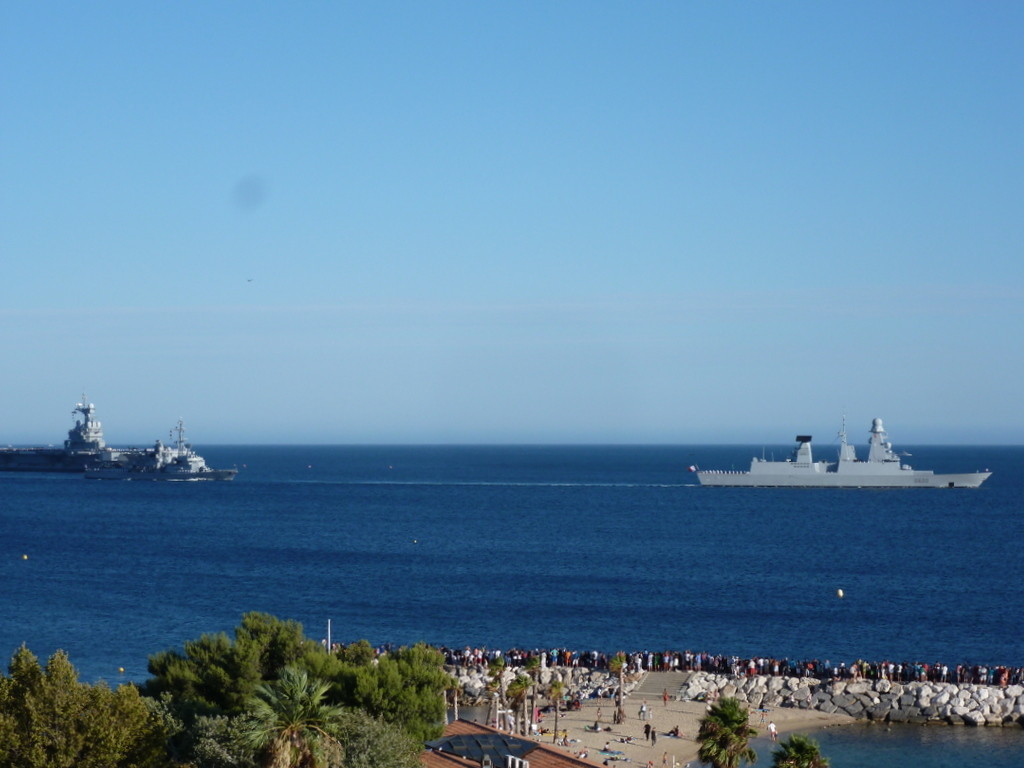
[174,419,187,455]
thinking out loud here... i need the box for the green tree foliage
[331,709,421,768]
[242,667,345,768]
[236,668,420,768]
[608,652,626,720]
[505,674,531,735]
[697,697,758,768]
[486,654,507,700]
[771,733,830,768]
[146,632,241,714]
[144,616,452,747]
[144,613,320,713]
[0,645,167,768]
[523,656,540,733]
[334,640,376,667]
[149,693,254,768]
[548,679,564,744]
[143,614,452,753]
[190,714,254,768]
[329,644,451,743]
[485,655,506,726]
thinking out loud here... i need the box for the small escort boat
[694,418,991,488]
[84,419,236,481]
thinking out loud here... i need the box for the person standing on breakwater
[768,721,778,742]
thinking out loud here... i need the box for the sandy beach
[538,694,854,766]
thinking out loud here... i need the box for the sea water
[751,723,1024,768]
[1,444,1022,765]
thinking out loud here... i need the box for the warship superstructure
[695,418,991,488]
[0,398,122,472]
[85,419,236,481]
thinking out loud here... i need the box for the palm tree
[506,674,531,735]
[549,679,564,744]
[449,678,460,723]
[771,733,829,768]
[608,652,627,723]
[696,697,758,768]
[524,656,540,734]
[242,666,346,768]
[487,656,507,729]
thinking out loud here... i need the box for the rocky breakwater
[447,664,641,706]
[679,672,1024,727]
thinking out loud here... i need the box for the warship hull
[0,448,99,472]
[696,470,991,488]
[84,466,237,481]
[695,418,991,489]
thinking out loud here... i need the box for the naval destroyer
[694,418,991,488]
[84,419,236,481]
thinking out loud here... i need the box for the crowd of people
[437,645,1024,688]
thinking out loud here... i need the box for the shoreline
[450,667,1024,765]
[450,665,1024,728]
[539,696,855,766]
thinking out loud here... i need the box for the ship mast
[172,419,188,457]
[836,415,857,463]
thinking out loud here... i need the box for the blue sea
[1,444,1022,766]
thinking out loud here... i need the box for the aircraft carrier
[0,397,133,472]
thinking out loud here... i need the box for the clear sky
[2,2,1022,444]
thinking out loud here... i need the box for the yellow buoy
[837,588,844,599]
[22,554,28,560]
[118,667,125,673]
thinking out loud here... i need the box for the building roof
[425,728,534,762]
[422,720,602,768]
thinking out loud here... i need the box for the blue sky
[2,2,1021,444]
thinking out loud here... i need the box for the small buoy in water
[412,539,418,544]
[22,554,28,560]
[837,588,844,599]
[118,667,125,673]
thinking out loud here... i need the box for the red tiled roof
[422,749,477,768]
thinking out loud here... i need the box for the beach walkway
[628,670,694,701]
[538,670,853,767]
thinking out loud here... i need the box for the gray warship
[0,397,235,480]
[0,398,122,472]
[84,419,236,481]
[695,418,992,488]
